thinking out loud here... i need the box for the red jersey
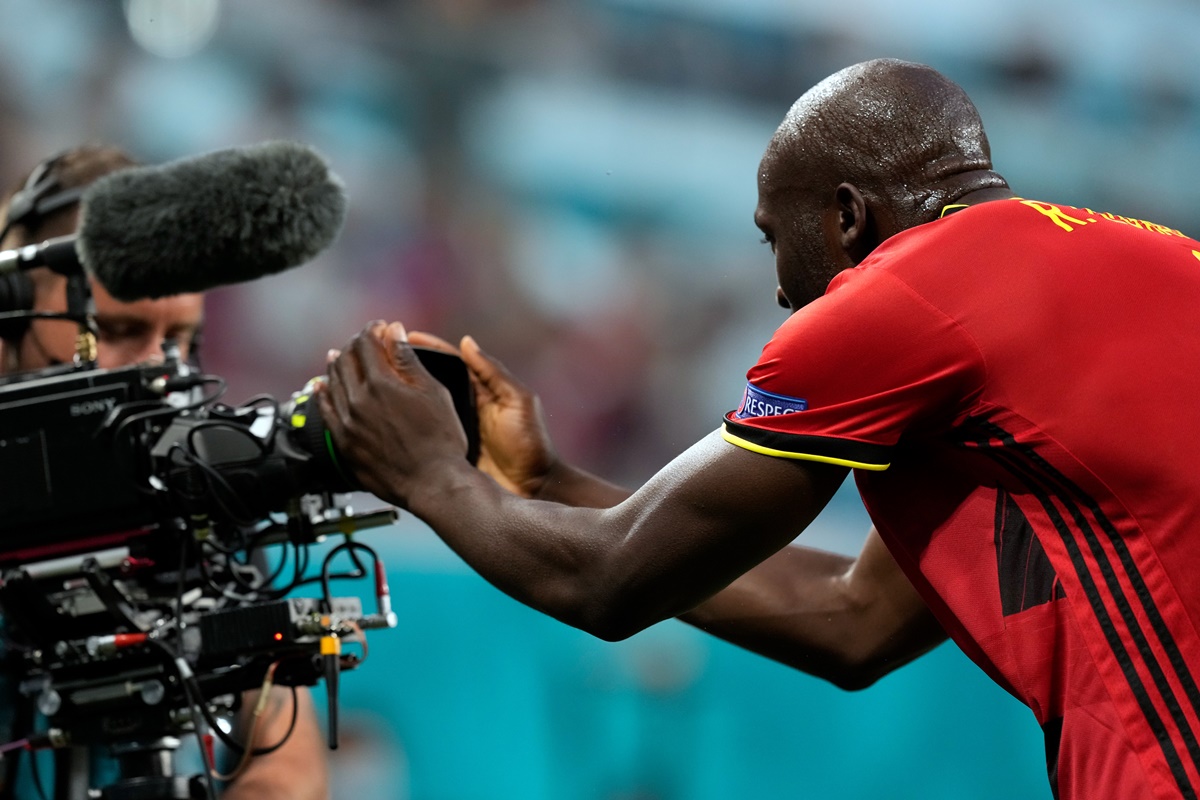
[723,198,1200,800]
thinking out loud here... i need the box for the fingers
[353,320,433,387]
[385,320,407,344]
[460,335,524,400]
[408,330,460,355]
[319,341,354,428]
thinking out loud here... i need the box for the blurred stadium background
[4,0,1197,797]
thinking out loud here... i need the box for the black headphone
[0,152,85,343]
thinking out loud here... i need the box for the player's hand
[407,330,559,499]
[319,321,469,505]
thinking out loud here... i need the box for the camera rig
[0,342,478,800]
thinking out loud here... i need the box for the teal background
[303,489,1050,800]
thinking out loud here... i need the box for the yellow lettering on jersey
[1090,210,1186,238]
[1021,200,1092,232]
[1193,250,1200,262]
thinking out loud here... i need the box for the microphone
[0,236,79,277]
[0,141,348,302]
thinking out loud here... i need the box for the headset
[0,152,83,343]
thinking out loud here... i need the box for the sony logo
[69,397,118,417]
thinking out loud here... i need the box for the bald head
[765,59,1007,224]
[754,60,1011,311]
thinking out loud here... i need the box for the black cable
[184,670,299,759]
[233,394,279,418]
[174,418,275,527]
[174,662,220,800]
[292,561,368,594]
[196,536,238,558]
[292,542,310,593]
[166,445,259,528]
[111,375,227,449]
[148,620,301,763]
[199,541,262,591]
[258,541,291,590]
[108,376,228,496]
[345,546,369,581]
[194,552,251,604]
[144,638,218,800]
[319,540,380,610]
[236,686,299,758]
[235,539,293,601]
[195,526,249,556]
[174,534,189,658]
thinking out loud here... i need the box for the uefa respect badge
[733,382,808,419]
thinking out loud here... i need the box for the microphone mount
[0,235,81,277]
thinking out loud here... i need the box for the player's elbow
[772,642,890,691]
[572,597,656,642]
[825,627,943,691]
[824,653,889,691]
[553,577,664,643]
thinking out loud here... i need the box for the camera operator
[0,145,329,800]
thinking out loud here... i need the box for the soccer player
[321,59,1200,799]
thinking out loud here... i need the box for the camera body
[0,360,172,557]
[0,346,477,792]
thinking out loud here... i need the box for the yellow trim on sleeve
[940,204,970,218]
[721,429,890,471]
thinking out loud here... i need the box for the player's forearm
[408,457,645,637]
[679,545,876,687]
[406,435,836,642]
[680,538,947,690]
[531,460,632,508]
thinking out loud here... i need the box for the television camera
[0,338,478,799]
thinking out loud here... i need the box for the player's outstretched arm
[321,322,848,640]
[413,330,946,687]
[679,527,947,690]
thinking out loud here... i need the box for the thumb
[366,321,422,378]
[461,335,523,399]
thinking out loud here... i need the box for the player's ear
[834,182,878,265]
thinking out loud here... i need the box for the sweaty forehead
[756,121,829,202]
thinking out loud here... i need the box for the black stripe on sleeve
[721,418,892,470]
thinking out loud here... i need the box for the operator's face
[16,276,204,371]
[7,209,204,372]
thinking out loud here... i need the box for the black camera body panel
[0,362,167,559]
